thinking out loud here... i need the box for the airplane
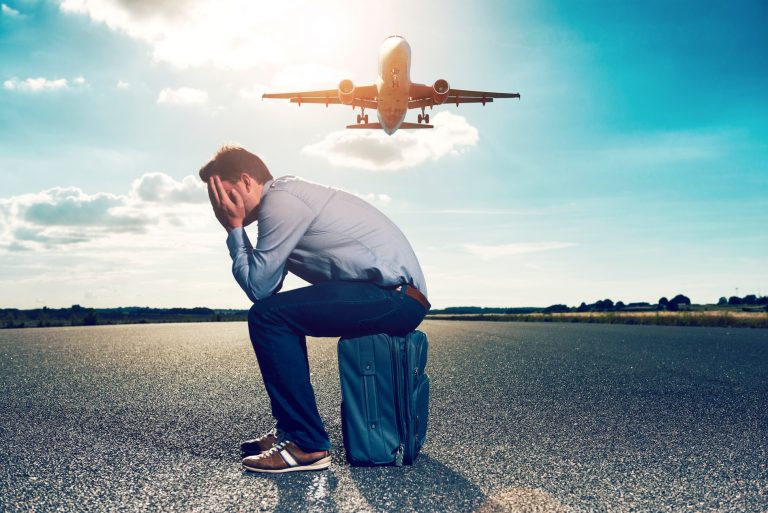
[262,35,520,135]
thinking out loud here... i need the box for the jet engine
[432,79,450,104]
[338,79,355,105]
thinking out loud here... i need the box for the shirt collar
[260,179,274,200]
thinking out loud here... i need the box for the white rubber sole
[242,455,332,474]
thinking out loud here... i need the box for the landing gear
[356,110,369,125]
[418,108,430,124]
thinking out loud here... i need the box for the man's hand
[207,176,246,231]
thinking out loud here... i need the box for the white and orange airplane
[262,35,520,135]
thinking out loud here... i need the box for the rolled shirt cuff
[226,227,252,259]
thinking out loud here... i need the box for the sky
[1,0,766,310]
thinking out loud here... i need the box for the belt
[398,284,431,312]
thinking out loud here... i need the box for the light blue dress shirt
[226,176,427,303]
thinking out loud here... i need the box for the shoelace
[257,426,284,443]
[258,438,290,460]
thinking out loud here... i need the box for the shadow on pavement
[248,470,340,513]
[242,454,485,512]
[348,454,486,512]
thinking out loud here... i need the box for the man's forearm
[226,227,259,303]
[226,227,285,302]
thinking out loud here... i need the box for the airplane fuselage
[376,36,412,135]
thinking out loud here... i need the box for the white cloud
[3,76,89,92]
[156,87,208,105]
[3,77,69,92]
[58,0,366,72]
[1,3,21,16]
[0,172,208,252]
[0,187,147,252]
[130,172,206,203]
[58,0,295,70]
[0,171,234,309]
[302,111,479,171]
[463,242,577,260]
[21,188,144,228]
[116,80,130,89]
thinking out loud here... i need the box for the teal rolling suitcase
[338,330,429,466]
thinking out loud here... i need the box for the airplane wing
[409,97,495,109]
[262,85,378,105]
[448,88,520,99]
[262,89,339,100]
[407,87,519,109]
[290,98,378,109]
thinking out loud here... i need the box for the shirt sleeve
[225,190,316,302]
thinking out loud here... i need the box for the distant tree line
[5,294,767,329]
[0,305,248,329]
[717,295,768,306]
[655,294,692,311]
[430,293,768,315]
[435,306,540,315]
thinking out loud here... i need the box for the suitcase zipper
[404,336,415,463]
[390,336,406,466]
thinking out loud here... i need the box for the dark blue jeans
[247,280,427,452]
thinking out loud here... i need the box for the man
[200,145,430,473]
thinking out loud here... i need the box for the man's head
[199,145,273,226]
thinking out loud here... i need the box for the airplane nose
[382,35,409,54]
[392,38,408,52]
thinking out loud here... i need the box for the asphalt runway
[1,320,766,512]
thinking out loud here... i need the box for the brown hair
[198,145,273,184]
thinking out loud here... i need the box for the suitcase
[338,330,430,466]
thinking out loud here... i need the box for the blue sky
[1,0,766,309]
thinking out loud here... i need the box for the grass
[427,310,768,329]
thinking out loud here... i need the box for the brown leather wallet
[400,284,431,312]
